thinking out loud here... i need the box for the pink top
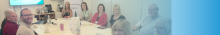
[91,12,108,27]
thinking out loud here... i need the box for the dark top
[96,13,103,21]
[63,12,70,18]
[109,15,126,26]
[34,31,38,35]
[3,20,19,35]
[1,18,7,33]
[97,17,100,21]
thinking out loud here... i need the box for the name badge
[95,21,98,24]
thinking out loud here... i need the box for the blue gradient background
[172,0,220,35]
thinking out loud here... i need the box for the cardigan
[91,12,107,27]
[3,20,19,35]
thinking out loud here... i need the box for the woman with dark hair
[81,2,92,22]
[61,2,73,18]
[91,4,108,27]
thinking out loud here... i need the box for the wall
[0,0,10,29]
[0,0,61,29]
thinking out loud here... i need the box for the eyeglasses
[22,14,33,17]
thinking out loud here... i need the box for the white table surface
[32,19,112,35]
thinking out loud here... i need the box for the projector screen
[10,0,44,6]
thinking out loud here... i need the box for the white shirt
[135,15,170,35]
[16,22,35,35]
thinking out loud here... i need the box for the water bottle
[76,21,80,35]
[48,15,51,27]
[75,11,77,17]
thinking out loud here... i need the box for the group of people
[61,2,125,27]
[1,8,38,35]
[75,2,170,35]
[0,1,171,35]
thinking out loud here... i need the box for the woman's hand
[109,24,111,28]
[132,26,137,32]
[81,16,84,20]
[81,19,83,21]
[64,16,68,18]
[61,17,63,18]
[109,26,111,28]
[66,16,71,18]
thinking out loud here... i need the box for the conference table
[31,18,112,35]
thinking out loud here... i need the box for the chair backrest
[0,29,3,35]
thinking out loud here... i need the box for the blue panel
[37,0,44,4]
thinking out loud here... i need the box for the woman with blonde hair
[109,4,126,28]
[61,2,73,18]
[111,19,132,35]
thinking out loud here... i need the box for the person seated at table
[91,4,108,27]
[111,19,132,35]
[1,9,10,34]
[3,10,19,35]
[61,2,73,18]
[109,4,126,28]
[17,8,37,35]
[81,2,92,22]
[131,4,171,35]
